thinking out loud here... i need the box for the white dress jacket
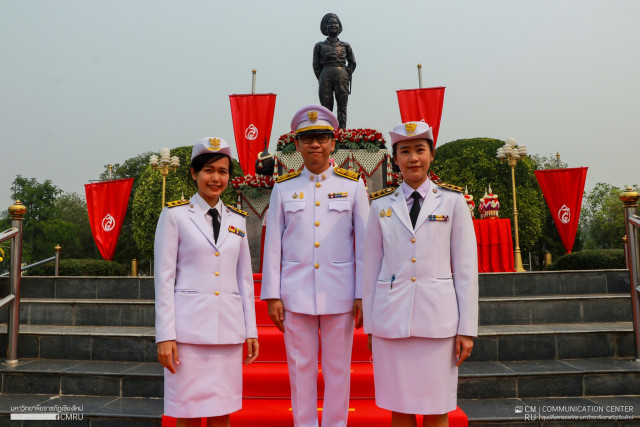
[362,181,479,339]
[261,166,370,315]
[154,193,258,345]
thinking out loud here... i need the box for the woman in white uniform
[155,137,259,427]
[362,122,478,427]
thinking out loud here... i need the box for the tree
[131,146,242,260]
[581,182,637,249]
[430,138,547,268]
[52,193,99,259]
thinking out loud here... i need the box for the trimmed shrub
[27,259,128,276]
[549,249,625,271]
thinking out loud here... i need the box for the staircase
[0,271,638,426]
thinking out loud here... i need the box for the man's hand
[157,340,179,374]
[352,299,363,329]
[267,299,285,332]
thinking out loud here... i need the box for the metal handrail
[0,256,55,277]
[0,201,26,365]
[621,189,640,361]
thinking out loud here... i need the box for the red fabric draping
[473,218,515,273]
[84,178,134,261]
[229,94,277,176]
[396,87,446,146]
[535,167,588,253]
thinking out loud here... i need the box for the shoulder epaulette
[437,182,464,193]
[276,170,301,183]
[369,187,396,200]
[165,199,190,208]
[334,167,360,181]
[225,204,248,217]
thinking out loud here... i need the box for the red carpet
[161,274,468,426]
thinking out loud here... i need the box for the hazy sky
[2,0,639,208]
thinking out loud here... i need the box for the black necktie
[409,191,421,229]
[209,208,220,243]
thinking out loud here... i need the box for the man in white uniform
[261,104,369,427]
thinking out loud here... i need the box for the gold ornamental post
[149,149,180,208]
[620,186,640,360]
[497,138,528,272]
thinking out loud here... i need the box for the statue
[313,13,356,129]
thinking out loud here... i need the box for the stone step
[2,270,630,302]
[5,293,632,330]
[1,322,632,363]
[1,299,155,327]
[5,357,637,401]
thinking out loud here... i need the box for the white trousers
[283,311,354,427]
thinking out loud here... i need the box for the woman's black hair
[190,153,233,176]
[391,139,435,173]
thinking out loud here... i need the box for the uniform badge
[308,110,318,122]
[208,137,221,151]
[328,192,348,199]
[386,209,392,217]
[228,225,246,237]
[428,215,449,222]
[379,209,385,217]
[299,192,304,199]
[405,122,418,136]
[293,193,298,199]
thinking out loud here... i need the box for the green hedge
[549,249,625,271]
[27,259,128,276]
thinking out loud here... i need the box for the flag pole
[417,63,423,89]
[252,69,256,94]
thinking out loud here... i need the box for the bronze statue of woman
[313,13,356,129]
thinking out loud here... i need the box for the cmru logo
[245,124,258,141]
[102,214,115,232]
[558,204,570,224]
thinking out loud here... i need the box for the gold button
[215,291,220,296]
[215,272,220,276]
[315,221,320,227]
[315,242,320,248]
[215,252,220,257]
[315,201,320,206]
[314,263,319,269]
[411,238,416,243]
[412,258,416,263]
[316,182,321,188]
[411,277,416,282]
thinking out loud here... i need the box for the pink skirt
[371,336,457,414]
[164,342,243,418]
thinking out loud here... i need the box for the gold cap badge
[208,137,221,151]
[405,122,418,136]
[308,110,318,122]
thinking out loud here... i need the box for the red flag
[396,87,446,146]
[229,94,277,175]
[84,178,134,261]
[535,167,588,253]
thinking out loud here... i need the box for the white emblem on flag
[558,205,570,224]
[102,214,115,232]
[245,124,258,141]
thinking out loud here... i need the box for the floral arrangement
[230,174,275,198]
[277,128,386,153]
